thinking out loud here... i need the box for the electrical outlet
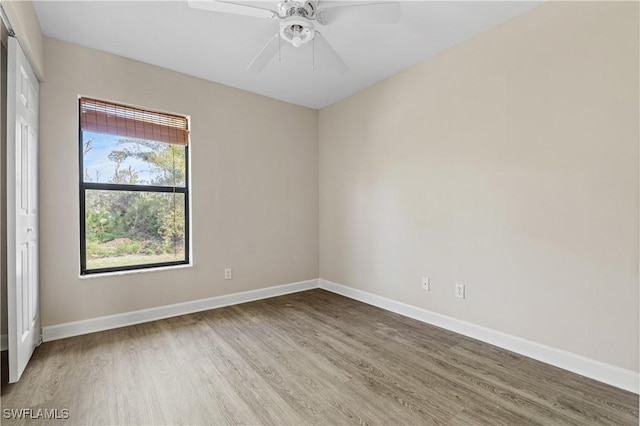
[421,277,430,291]
[455,283,465,299]
[224,268,232,280]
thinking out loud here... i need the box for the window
[79,97,190,274]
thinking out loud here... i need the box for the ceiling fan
[188,0,401,72]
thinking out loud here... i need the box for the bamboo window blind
[80,97,189,145]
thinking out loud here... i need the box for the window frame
[78,99,191,275]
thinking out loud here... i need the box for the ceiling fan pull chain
[312,37,315,71]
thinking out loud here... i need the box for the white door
[6,36,40,383]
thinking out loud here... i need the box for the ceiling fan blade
[247,34,280,72]
[187,0,278,20]
[316,2,401,26]
[314,32,348,74]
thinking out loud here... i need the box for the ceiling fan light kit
[280,17,315,48]
[189,0,401,72]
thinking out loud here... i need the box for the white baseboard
[42,279,318,343]
[319,279,639,395]
[37,276,638,394]
[1,334,7,351]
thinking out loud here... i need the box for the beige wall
[319,1,639,372]
[0,0,44,80]
[38,38,318,326]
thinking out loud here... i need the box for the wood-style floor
[1,289,638,425]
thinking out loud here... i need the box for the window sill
[79,262,193,280]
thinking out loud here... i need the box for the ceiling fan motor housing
[278,0,317,19]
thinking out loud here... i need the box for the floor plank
[1,289,638,425]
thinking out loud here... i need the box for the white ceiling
[33,1,541,109]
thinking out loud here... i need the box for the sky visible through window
[83,131,157,184]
